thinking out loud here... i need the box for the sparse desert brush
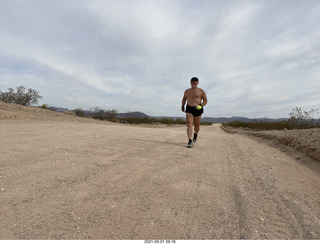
[119,117,211,125]
[40,104,49,110]
[74,107,212,125]
[75,107,85,117]
[89,107,118,120]
[159,118,181,125]
[63,111,76,116]
[200,121,213,125]
[224,107,320,130]
[0,86,42,106]
[119,117,157,124]
[288,107,319,129]
[224,120,290,130]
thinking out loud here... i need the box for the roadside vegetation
[0,86,194,125]
[224,107,320,130]
[3,86,318,128]
[73,107,211,125]
[0,86,42,106]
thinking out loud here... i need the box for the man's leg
[193,115,201,142]
[186,113,194,140]
[194,115,201,134]
[186,113,194,147]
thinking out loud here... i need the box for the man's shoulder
[198,87,206,93]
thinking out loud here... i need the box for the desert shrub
[0,86,42,106]
[175,118,186,124]
[89,107,118,121]
[105,109,118,120]
[120,117,157,124]
[118,117,163,124]
[288,107,319,129]
[224,120,290,130]
[40,104,49,110]
[159,118,175,125]
[75,105,211,125]
[224,107,320,130]
[118,117,209,125]
[91,107,104,120]
[63,111,76,116]
[75,107,85,117]
[201,121,213,125]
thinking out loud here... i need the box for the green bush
[89,107,118,121]
[0,86,42,106]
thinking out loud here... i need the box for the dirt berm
[1,102,319,239]
[221,126,320,162]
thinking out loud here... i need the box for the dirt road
[1,121,319,239]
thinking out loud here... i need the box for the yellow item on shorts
[196,105,202,110]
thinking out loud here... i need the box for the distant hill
[48,107,69,113]
[46,106,288,123]
[117,111,149,118]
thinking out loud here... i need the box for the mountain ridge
[48,106,288,123]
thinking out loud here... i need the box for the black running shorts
[186,104,203,117]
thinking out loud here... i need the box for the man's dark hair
[191,77,199,82]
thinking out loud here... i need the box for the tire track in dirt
[1,122,319,239]
[219,130,320,239]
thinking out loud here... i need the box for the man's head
[190,77,199,88]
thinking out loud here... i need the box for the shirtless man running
[181,77,208,148]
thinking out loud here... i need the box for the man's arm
[182,90,187,106]
[181,90,187,112]
[201,90,208,107]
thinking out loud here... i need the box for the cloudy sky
[1,0,319,118]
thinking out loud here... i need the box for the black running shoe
[193,133,198,143]
[188,140,193,148]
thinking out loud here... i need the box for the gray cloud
[1,0,319,118]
